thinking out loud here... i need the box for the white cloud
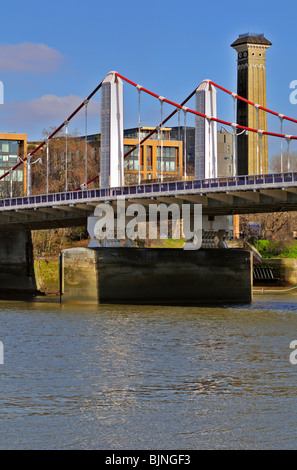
[11,94,99,120]
[0,42,63,73]
[0,94,100,138]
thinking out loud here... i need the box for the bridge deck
[0,172,297,231]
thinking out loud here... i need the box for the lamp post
[26,155,42,197]
[27,155,31,197]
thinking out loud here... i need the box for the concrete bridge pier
[0,231,38,299]
[59,209,252,305]
[60,245,253,305]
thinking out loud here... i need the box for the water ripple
[0,296,297,449]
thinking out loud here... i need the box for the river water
[1,293,297,450]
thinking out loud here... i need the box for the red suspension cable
[123,87,197,158]
[0,80,103,184]
[209,80,297,124]
[9,72,296,194]
[74,80,198,190]
[75,72,297,191]
[115,72,297,140]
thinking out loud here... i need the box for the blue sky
[1,0,297,160]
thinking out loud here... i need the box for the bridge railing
[0,171,297,210]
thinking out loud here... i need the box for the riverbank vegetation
[254,239,297,259]
[32,227,89,258]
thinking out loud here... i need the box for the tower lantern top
[230,32,271,175]
[231,33,272,48]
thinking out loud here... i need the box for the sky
[1,0,297,161]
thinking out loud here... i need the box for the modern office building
[163,126,233,178]
[86,127,183,184]
[231,33,272,175]
[0,132,27,197]
[123,127,183,183]
[86,125,233,182]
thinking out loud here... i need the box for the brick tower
[231,33,272,175]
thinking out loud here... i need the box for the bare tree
[270,151,297,173]
[31,128,99,194]
[239,211,295,241]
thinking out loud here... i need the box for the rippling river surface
[1,293,297,450]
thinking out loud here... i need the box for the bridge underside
[0,186,296,231]
[0,205,95,232]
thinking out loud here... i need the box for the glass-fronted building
[0,133,27,197]
[84,128,184,185]
[123,127,183,184]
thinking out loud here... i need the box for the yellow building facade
[0,132,27,197]
[123,127,183,183]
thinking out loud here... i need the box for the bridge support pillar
[0,231,38,298]
[60,209,252,304]
[195,80,218,180]
[60,246,252,304]
[100,71,124,189]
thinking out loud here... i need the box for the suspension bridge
[0,65,296,302]
[0,70,297,231]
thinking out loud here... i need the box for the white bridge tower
[100,71,124,189]
[195,80,218,180]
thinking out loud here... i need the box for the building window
[0,138,25,197]
[1,142,9,152]
[124,145,139,171]
[157,146,176,172]
[147,146,152,170]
